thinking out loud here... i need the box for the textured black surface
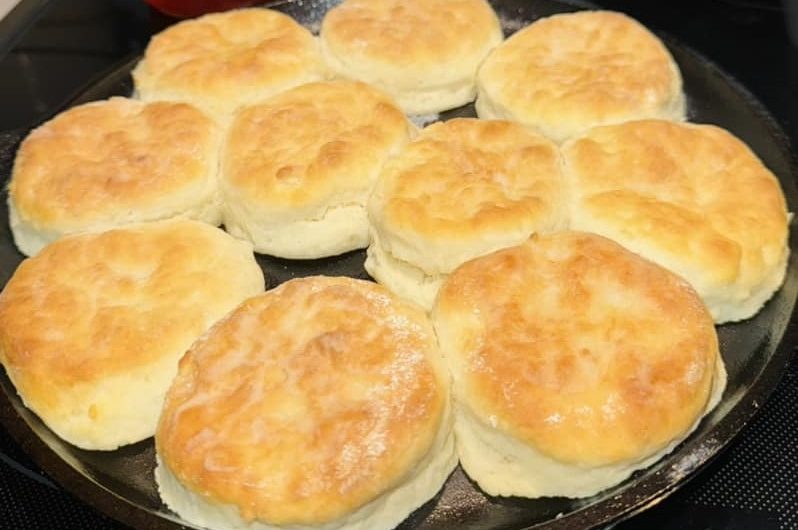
[619,354,798,530]
[0,1,797,529]
[684,365,798,529]
[0,427,119,530]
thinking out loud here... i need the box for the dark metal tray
[0,1,796,529]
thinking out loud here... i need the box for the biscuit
[132,8,327,120]
[222,80,413,259]
[432,231,726,498]
[476,10,685,142]
[156,276,455,530]
[562,119,790,323]
[320,0,503,114]
[366,118,567,309]
[0,220,264,450]
[8,97,222,257]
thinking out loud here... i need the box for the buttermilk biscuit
[432,231,726,498]
[155,276,455,530]
[0,220,264,450]
[8,97,221,257]
[366,118,566,309]
[476,10,685,142]
[132,8,327,120]
[320,0,503,114]
[562,119,790,323]
[222,80,413,259]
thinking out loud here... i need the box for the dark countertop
[0,1,796,529]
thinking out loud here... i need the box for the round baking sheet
[0,1,796,529]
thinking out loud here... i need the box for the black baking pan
[0,1,796,529]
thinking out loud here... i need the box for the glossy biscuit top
[157,276,449,525]
[133,8,326,118]
[433,232,721,467]
[477,10,685,141]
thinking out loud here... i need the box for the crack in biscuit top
[223,81,411,211]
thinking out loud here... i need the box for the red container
[146,0,258,18]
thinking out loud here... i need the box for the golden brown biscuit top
[157,276,447,525]
[562,120,788,294]
[223,81,412,210]
[370,118,565,270]
[434,232,719,466]
[479,11,680,128]
[0,220,262,408]
[134,8,323,106]
[322,0,501,73]
[9,97,218,229]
